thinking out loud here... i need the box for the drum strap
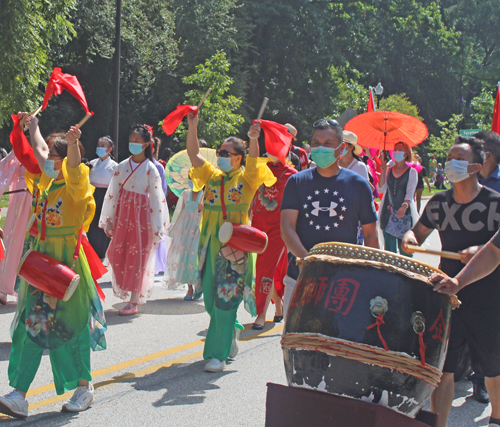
[220,177,228,221]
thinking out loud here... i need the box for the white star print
[339,215,344,220]
[339,197,344,202]
[307,195,312,200]
[303,204,308,209]
[333,191,338,196]
[324,188,329,193]
[305,213,309,218]
[341,206,347,211]
[316,225,321,230]
[314,190,320,195]
[334,223,339,227]
[325,225,330,230]
[309,220,314,225]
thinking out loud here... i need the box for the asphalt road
[0,198,493,426]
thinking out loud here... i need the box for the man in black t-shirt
[403,137,500,427]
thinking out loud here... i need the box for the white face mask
[444,159,477,183]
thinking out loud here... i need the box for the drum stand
[265,383,438,427]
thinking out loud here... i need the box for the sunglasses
[217,149,239,158]
[313,119,339,129]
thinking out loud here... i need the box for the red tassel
[367,314,389,351]
[418,331,426,366]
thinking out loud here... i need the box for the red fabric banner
[367,88,376,113]
[492,85,500,134]
[162,105,198,136]
[9,114,41,174]
[255,119,293,164]
[42,67,91,114]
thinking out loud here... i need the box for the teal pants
[8,313,92,395]
[202,247,244,361]
[383,230,413,258]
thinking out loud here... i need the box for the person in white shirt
[88,136,118,259]
[339,131,370,182]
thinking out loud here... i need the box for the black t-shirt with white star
[281,167,378,280]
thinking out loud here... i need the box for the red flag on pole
[255,119,293,163]
[492,82,500,134]
[42,67,92,115]
[162,105,198,136]
[9,114,41,174]
[367,87,376,113]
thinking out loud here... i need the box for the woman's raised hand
[248,121,261,139]
[187,112,199,127]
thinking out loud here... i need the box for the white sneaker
[229,328,241,359]
[205,359,226,372]
[62,384,95,412]
[0,390,28,418]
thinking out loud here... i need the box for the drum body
[218,222,268,254]
[282,243,452,418]
[18,249,80,301]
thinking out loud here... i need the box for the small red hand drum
[17,249,80,301]
[218,222,268,254]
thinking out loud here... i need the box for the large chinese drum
[282,243,456,418]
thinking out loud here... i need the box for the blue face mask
[44,159,60,179]
[306,153,310,159]
[217,157,234,173]
[188,179,194,189]
[393,151,405,163]
[129,143,144,155]
[96,147,107,158]
[310,145,342,168]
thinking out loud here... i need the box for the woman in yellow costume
[0,113,106,419]
[186,112,276,372]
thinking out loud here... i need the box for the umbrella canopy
[344,111,428,151]
[166,148,217,197]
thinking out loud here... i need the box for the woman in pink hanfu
[0,151,32,304]
[99,124,169,315]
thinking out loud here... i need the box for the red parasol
[344,111,428,151]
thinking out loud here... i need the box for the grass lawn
[0,194,9,208]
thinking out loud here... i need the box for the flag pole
[28,105,43,117]
[76,113,94,129]
[257,97,269,120]
[197,88,212,108]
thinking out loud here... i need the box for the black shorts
[443,308,500,378]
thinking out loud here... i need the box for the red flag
[492,83,500,134]
[256,119,293,163]
[9,114,41,174]
[367,88,376,112]
[162,105,198,135]
[42,67,92,114]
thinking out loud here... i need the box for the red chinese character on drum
[324,278,360,315]
[429,309,446,343]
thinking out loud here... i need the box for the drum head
[218,222,233,244]
[63,275,80,302]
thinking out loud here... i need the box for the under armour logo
[311,201,338,217]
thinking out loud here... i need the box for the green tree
[427,114,463,160]
[170,51,244,147]
[0,0,76,127]
[379,94,423,120]
[470,88,495,130]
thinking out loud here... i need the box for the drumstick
[197,88,212,108]
[4,189,29,195]
[256,97,269,120]
[406,245,462,260]
[76,112,94,129]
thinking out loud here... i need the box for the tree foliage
[0,0,76,126]
[427,114,463,160]
[379,94,423,120]
[172,52,244,147]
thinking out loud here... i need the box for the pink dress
[99,158,169,304]
[0,151,32,297]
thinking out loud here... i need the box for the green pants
[202,246,244,361]
[383,230,413,258]
[8,314,92,395]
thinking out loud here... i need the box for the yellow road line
[28,323,284,412]
[24,320,282,398]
